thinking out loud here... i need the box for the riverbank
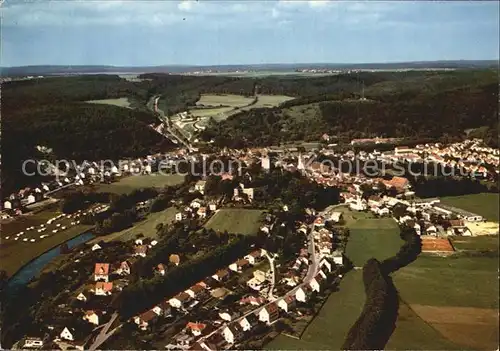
[6,229,95,290]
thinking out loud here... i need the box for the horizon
[2,0,499,67]
[2,58,499,69]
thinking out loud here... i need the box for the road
[263,250,276,300]
[149,95,196,152]
[88,312,120,351]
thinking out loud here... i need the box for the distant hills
[1,60,498,77]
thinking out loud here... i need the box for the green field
[440,193,499,222]
[393,255,498,309]
[96,174,185,194]
[450,234,499,251]
[90,207,177,243]
[340,209,403,267]
[203,209,264,235]
[1,206,93,276]
[86,97,132,108]
[196,94,255,108]
[388,240,499,350]
[242,95,294,109]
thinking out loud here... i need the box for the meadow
[196,94,255,108]
[440,193,499,222]
[1,206,93,276]
[96,174,185,194]
[85,97,132,108]
[389,238,499,350]
[89,207,177,243]
[203,209,264,235]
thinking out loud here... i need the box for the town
[1,135,498,350]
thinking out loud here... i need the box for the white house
[209,203,217,211]
[295,287,309,303]
[258,303,280,324]
[76,292,87,302]
[319,258,332,273]
[60,327,74,341]
[83,310,100,325]
[239,317,253,331]
[91,243,102,251]
[22,337,43,349]
[190,199,202,209]
[27,194,36,204]
[169,292,191,309]
[222,324,243,344]
[277,295,296,313]
[175,212,183,221]
[194,180,207,194]
[3,200,12,209]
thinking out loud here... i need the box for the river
[6,232,95,290]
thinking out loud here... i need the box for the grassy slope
[96,174,185,195]
[203,209,264,235]
[90,207,177,243]
[440,193,500,222]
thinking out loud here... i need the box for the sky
[2,0,499,66]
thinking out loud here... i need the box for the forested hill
[200,69,499,148]
[2,70,498,194]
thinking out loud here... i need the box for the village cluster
[16,200,346,350]
[6,138,499,350]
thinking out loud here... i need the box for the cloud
[178,0,194,12]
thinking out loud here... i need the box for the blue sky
[2,0,499,66]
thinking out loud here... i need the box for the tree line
[342,225,422,350]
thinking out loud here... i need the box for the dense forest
[3,70,498,194]
[201,70,499,148]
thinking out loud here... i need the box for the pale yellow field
[86,97,131,108]
[196,94,254,107]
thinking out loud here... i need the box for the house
[175,212,183,221]
[3,200,12,209]
[314,217,325,228]
[134,245,148,257]
[185,283,207,299]
[329,212,343,223]
[258,303,280,324]
[239,316,254,331]
[218,311,239,322]
[83,310,100,325]
[209,203,217,211]
[91,243,102,251]
[332,251,344,265]
[95,282,113,296]
[169,254,181,266]
[190,199,202,209]
[60,327,74,341]
[134,310,158,330]
[247,272,267,291]
[94,263,110,282]
[115,260,131,276]
[212,269,230,282]
[319,257,333,273]
[76,292,87,302]
[169,292,191,309]
[194,180,207,194]
[197,207,207,219]
[277,295,296,313]
[229,259,250,273]
[152,302,172,317]
[244,249,264,265]
[239,296,265,306]
[187,322,207,336]
[310,270,327,292]
[222,324,244,344]
[156,263,167,276]
[295,286,310,303]
[22,337,44,349]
